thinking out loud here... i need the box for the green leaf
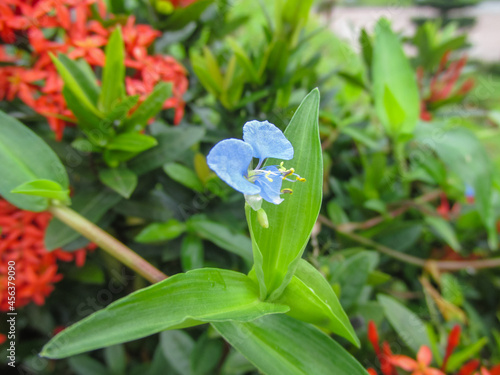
[40,269,289,358]
[275,259,359,347]
[181,234,204,271]
[383,85,406,133]
[190,334,223,375]
[0,111,69,211]
[226,37,260,83]
[11,179,70,202]
[327,201,349,225]
[446,337,488,372]
[50,53,101,117]
[415,122,496,248]
[247,89,323,299]
[44,190,122,250]
[121,82,172,132]
[213,314,368,375]
[99,168,138,199]
[104,345,126,375]
[129,126,205,175]
[105,95,140,123]
[100,27,125,113]
[62,86,111,145]
[68,355,108,375]
[359,28,373,75]
[372,19,419,136]
[164,163,204,192]
[187,216,253,262]
[330,252,377,310]
[160,330,194,375]
[135,219,186,243]
[106,133,158,152]
[378,294,432,354]
[424,216,461,251]
[159,0,214,30]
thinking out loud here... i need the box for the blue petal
[207,139,261,195]
[465,184,475,198]
[243,120,293,161]
[254,166,284,205]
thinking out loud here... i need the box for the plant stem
[318,215,500,271]
[49,204,167,284]
[393,137,409,195]
[337,189,442,232]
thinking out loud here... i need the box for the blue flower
[207,120,304,210]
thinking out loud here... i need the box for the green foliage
[213,314,368,375]
[40,269,289,358]
[3,1,500,373]
[372,19,419,137]
[0,111,69,211]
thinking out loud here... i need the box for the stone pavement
[326,1,500,61]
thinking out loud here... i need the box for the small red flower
[389,346,444,375]
[442,325,461,371]
[367,321,397,375]
[0,198,95,311]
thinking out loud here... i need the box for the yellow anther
[281,188,293,194]
[284,168,295,177]
[296,177,306,182]
[265,171,273,182]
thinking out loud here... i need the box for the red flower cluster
[418,52,475,122]
[0,199,96,311]
[367,322,499,375]
[0,0,188,140]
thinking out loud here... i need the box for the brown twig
[318,214,500,271]
[336,189,442,232]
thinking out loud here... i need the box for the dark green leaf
[190,334,224,375]
[164,163,204,192]
[129,126,205,175]
[104,345,126,375]
[135,219,186,243]
[160,0,214,30]
[181,234,204,271]
[187,216,253,262]
[160,331,194,375]
[0,111,69,211]
[424,216,461,251]
[121,82,172,132]
[378,294,432,354]
[99,168,138,199]
[68,355,108,375]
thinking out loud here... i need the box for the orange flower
[0,198,95,311]
[367,321,397,375]
[389,346,444,375]
[1,0,189,138]
[442,325,460,371]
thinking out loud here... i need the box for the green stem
[393,137,409,195]
[49,204,167,284]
